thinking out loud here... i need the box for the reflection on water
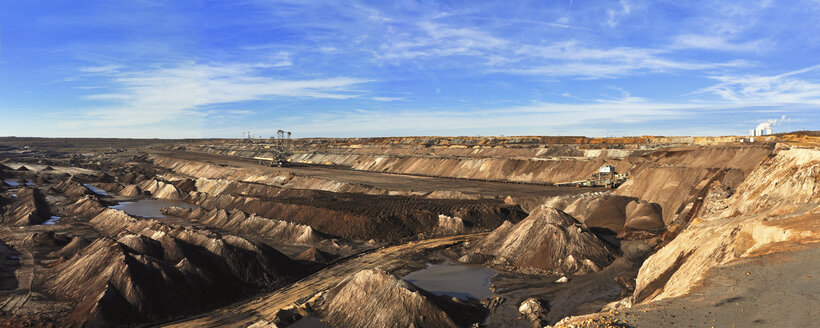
[110,199,196,218]
[288,316,330,328]
[83,184,108,196]
[4,179,32,187]
[402,262,497,300]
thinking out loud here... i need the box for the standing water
[402,262,497,300]
[43,216,61,225]
[4,179,32,186]
[83,184,108,196]
[110,199,196,218]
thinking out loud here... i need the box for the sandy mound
[54,179,93,199]
[425,190,482,200]
[62,195,107,218]
[2,187,50,225]
[162,207,324,245]
[137,179,183,200]
[119,184,143,197]
[469,205,614,275]
[624,200,664,230]
[545,192,636,232]
[41,209,303,327]
[320,269,483,328]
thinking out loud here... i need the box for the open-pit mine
[0,133,818,327]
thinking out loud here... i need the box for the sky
[1,0,819,138]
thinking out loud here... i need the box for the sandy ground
[608,247,820,328]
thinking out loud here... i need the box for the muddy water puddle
[43,216,61,225]
[402,262,497,300]
[288,316,330,328]
[3,179,32,186]
[110,199,196,218]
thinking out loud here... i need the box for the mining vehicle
[256,129,292,167]
[554,164,629,188]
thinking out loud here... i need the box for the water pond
[83,184,108,196]
[4,179,32,187]
[109,199,196,218]
[402,262,497,300]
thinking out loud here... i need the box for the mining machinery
[256,130,292,167]
[554,164,629,188]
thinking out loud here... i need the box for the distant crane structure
[242,131,257,143]
[271,130,292,166]
[252,129,293,167]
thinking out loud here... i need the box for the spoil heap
[542,192,664,236]
[38,208,302,327]
[187,190,526,242]
[162,207,324,245]
[2,187,50,225]
[320,269,484,328]
[468,205,614,275]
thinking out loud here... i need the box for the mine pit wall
[633,147,820,304]
[613,145,774,225]
[182,137,775,185]
[144,158,526,241]
[185,189,526,242]
[150,155,400,196]
[177,139,776,228]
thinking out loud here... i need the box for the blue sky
[1,0,819,138]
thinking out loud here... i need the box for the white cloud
[606,0,632,28]
[371,96,405,102]
[672,34,769,52]
[500,41,749,78]
[71,62,371,127]
[694,65,820,105]
[377,21,507,61]
[79,65,123,73]
[284,96,706,137]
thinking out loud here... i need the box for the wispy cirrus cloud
[671,34,770,52]
[606,0,632,27]
[694,65,820,105]
[72,62,372,127]
[377,21,508,61]
[496,41,749,78]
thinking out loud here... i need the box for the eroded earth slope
[0,133,817,327]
